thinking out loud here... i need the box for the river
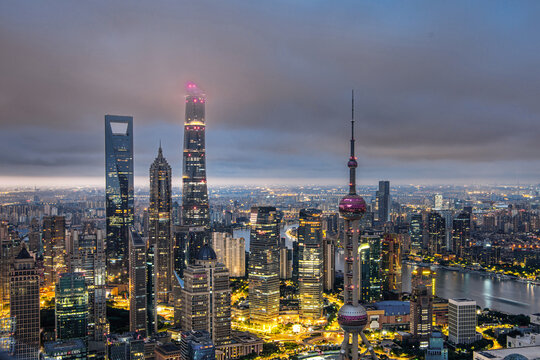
[402,263,540,315]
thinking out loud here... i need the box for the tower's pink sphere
[337,304,368,333]
[339,195,366,220]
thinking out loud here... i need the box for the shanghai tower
[182,83,210,263]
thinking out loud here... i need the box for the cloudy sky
[1,1,540,187]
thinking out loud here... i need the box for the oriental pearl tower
[337,91,378,360]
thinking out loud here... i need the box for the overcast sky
[1,1,540,187]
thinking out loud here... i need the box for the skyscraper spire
[348,90,358,195]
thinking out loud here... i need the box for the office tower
[411,266,436,296]
[452,212,471,258]
[55,273,88,340]
[425,332,448,360]
[381,234,402,298]
[43,339,87,360]
[248,207,281,329]
[298,209,324,322]
[129,230,147,336]
[375,181,390,223]
[105,115,134,285]
[28,218,40,254]
[359,233,382,303]
[180,245,231,346]
[323,237,335,291]
[146,243,157,336]
[410,267,435,348]
[43,215,66,287]
[434,194,443,210]
[337,92,377,360]
[179,331,215,360]
[0,317,15,356]
[0,221,18,315]
[107,334,145,360]
[279,239,292,280]
[182,83,210,264]
[149,145,173,304]
[292,239,300,282]
[172,271,183,328]
[70,226,108,353]
[428,212,446,256]
[212,232,245,277]
[448,298,477,345]
[409,214,423,255]
[10,247,40,360]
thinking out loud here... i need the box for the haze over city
[2,1,540,187]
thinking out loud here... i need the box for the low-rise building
[474,346,540,360]
[43,339,87,360]
[367,301,410,331]
[155,343,182,360]
[507,333,540,348]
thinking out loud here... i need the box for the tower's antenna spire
[348,89,357,195]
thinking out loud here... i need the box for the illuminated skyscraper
[55,273,88,341]
[381,234,402,298]
[180,245,231,347]
[182,83,210,264]
[323,237,336,292]
[129,230,147,337]
[359,233,382,303]
[249,207,280,329]
[149,145,173,304]
[10,246,40,360]
[409,214,424,255]
[410,267,435,348]
[105,115,134,285]
[298,209,324,322]
[337,92,377,360]
[43,215,66,287]
[428,212,446,256]
[212,232,245,278]
[452,212,471,258]
[375,181,390,223]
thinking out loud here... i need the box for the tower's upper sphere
[339,194,366,220]
[337,304,368,333]
[347,158,358,168]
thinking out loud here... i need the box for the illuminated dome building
[337,92,377,360]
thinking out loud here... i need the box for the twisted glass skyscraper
[182,83,209,263]
[105,115,134,285]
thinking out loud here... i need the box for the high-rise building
[375,181,390,223]
[0,221,19,315]
[381,234,402,298]
[180,245,231,346]
[448,298,477,345]
[10,246,40,360]
[146,243,157,336]
[43,215,66,287]
[105,115,134,285]
[336,92,377,360]
[182,83,210,264]
[359,233,382,303]
[106,333,145,360]
[149,145,173,304]
[248,207,280,329]
[428,212,446,256]
[279,238,292,280]
[409,214,423,255]
[434,194,443,211]
[55,273,88,341]
[70,225,108,353]
[212,232,245,277]
[323,237,335,292]
[410,267,435,348]
[129,230,147,336]
[425,332,448,360]
[179,330,215,360]
[452,212,471,258]
[28,218,40,255]
[298,209,324,322]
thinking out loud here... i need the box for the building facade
[129,230,147,336]
[248,207,280,329]
[105,115,134,285]
[149,145,173,304]
[182,83,210,264]
[381,234,402,298]
[43,215,66,287]
[448,298,477,345]
[212,232,245,278]
[10,247,40,360]
[55,273,88,341]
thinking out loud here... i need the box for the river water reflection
[402,263,540,315]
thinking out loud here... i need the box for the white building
[212,232,245,277]
[448,298,477,345]
[474,346,540,360]
[507,333,540,348]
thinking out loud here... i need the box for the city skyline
[2,2,540,186]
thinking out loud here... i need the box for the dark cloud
[1,0,540,186]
